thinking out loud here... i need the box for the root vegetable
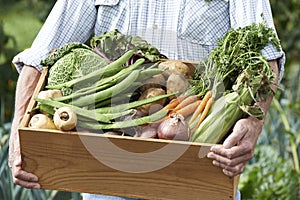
[158,60,193,79]
[119,110,145,136]
[157,113,190,141]
[53,107,77,131]
[166,73,190,96]
[135,126,158,139]
[103,131,123,136]
[138,88,166,115]
[28,114,57,129]
[189,91,212,124]
[37,90,63,114]
[139,74,166,92]
[37,89,63,100]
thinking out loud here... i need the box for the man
[10,0,284,199]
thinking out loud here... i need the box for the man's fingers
[13,177,40,189]
[208,149,252,167]
[14,168,39,182]
[222,163,245,177]
[12,165,40,189]
[209,145,251,159]
[223,121,248,149]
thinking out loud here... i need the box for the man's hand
[207,117,263,177]
[207,60,279,177]
[9,147,40,189]
[9,65,41,189]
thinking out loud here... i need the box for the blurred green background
[0,0,299,199]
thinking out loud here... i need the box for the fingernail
[32,177,38,182]
[33,184,40,189]
[223,169,232,178]
[210,146,215,151]
[212,160,217,166]
[207,152,213,158]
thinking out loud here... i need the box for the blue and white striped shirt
[13,0,285,80]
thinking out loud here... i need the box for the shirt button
[153,24,158,29]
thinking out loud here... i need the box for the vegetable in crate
[137,87,167,115]
[158,60,194,79]
[189,22,281,143]
[41,42,109,96]
[91,29,162,63]
[53,107,77,131]
[158,113,190,141]
[37,90,63,100]
[28,114,57,130]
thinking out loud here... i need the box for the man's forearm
[256,60,279,116]
[9,65,41,166]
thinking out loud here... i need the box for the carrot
[162,96,186,111]
[189,90,212,124]
[173,95,199,112]
[175,100,201,119]
[195,97,214,128]
[149,96,185,127]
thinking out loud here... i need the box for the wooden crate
[18,67,239,200]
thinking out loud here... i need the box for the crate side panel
[19,129,235,200]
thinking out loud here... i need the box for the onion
[157,113,190,141]
[119,110,144,136]
[135,126,158,139]
[103,131,123,136]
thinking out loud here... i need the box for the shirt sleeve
[12,0,97,73]
[229,0,285,81]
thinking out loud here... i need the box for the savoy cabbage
[43,43,108,95]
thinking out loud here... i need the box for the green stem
[273,98,300,173]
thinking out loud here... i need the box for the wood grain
[19,67,48,128]
[19,128,236,200]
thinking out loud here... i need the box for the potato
[137,88,166,115]
[158,60,193,79]
[139,74,166,93]
[166,73,190,96]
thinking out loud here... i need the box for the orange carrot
[195,97,214,128]
[149,96,185,127]
[189,90,212,124]
[162,96,186,111]
[175,100,201,119]
[173,95,199,112]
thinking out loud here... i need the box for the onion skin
[157,113,190,141]
[103,131,123,136]
[135,126,158,139]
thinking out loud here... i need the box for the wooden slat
[19,128,236,200]
[19,67,48,128]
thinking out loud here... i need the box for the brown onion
[157,113,190,141]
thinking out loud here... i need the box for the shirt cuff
[262,44,285,82]
[12,48,49,74]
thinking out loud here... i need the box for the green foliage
[91,29,162,62]
[209,22,280,89]
[271,0,300,63]
[239,145,299,200]
[45,43,109,96]
[0,21,18,123]
[240,62,300,199]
